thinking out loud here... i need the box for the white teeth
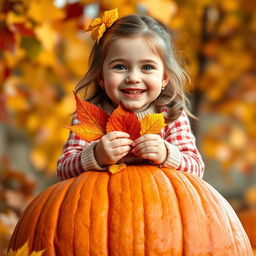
[122,89,144,94]
[127,91,141,94]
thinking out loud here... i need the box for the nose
[125,69,141,84]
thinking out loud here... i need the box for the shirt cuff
[81,142,106,171]
[161,140,181,169]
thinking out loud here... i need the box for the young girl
[57,11,205,181]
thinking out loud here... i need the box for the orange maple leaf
[106,105,141,140]
[67,93,109,141]
[140,113,166,135]
[67,123,106,141]
[74,92,109,129]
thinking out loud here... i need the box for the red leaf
[13,23,35,36]
[0,26,15,52]
[74,92,109,134]
[106,105,141,140]
[64,3,84,20]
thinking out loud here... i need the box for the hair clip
[85,8,118,43]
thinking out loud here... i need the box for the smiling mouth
[120,89,146,94]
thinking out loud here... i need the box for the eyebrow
[108,58,158,65]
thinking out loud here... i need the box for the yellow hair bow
[85,8,118,43]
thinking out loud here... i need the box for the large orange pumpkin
[8,166,253,255]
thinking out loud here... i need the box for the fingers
[102,133,133,149]
[132,134,161,153]
[105,131,131,141]
[131,134,167,164]
[95,132,133,166]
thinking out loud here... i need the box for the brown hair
[75,14,193,122]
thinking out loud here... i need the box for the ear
[97,76,104,88]
[162,73,169,88]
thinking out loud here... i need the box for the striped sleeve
[160,111,205,178]
[57,114,104,181]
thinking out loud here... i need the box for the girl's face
[100,36,169,112]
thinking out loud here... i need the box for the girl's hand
[131,134,167,165]
[95,131,133,166]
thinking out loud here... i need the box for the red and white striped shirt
[57,103,204,180]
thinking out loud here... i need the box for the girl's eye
[113,64,127,70]
[142,65,154,70]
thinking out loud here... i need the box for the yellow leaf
[8,240,45,255]
[6,11,26,25]
[139,0,177,24]
[35,23,57,51]
[10,241,29,256]
[29,249,45,256]
[85,8,118,42]
[140,113,166,135]
[63,37,90,76]
[8,249,14,256]
[108,163,127,174]
[102,8,119,27]
[30,147,47,170]
[27,0,65,23]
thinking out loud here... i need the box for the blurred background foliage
[0,0,255,254]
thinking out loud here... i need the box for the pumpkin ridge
[161,169,187,255]
[33,181,72,253]
[152,168,183,254]
[119,169,128,254]
[82,172,100,255]
[151,168,164,218]
[9,183,59,252]
[53,175,87,255]
[162,169,211,255]
[127,166,144,255]
[176,172,214,254]
[89,172,109,255]
[126,168,134,255]
[107,172,111,256]
[136,165,170,254]
[121,169,134,254]
[182,173,223,254]
[188,173,252,255]
[204,181,253,255]
[204,182,240,255]
[72,173,94,256]
[159,169,184,254]
[135,166,147,255]
[173,172,198,255]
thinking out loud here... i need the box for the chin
[120,103,143,112]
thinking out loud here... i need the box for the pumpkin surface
[8,166,253,256]
[237,209,256,250]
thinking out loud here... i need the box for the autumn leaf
[140,113,166,135]
[85,8,118,42]
[67,123,105,141]
[102,8,119,27]
[8,241,45,256]
[108,163,127,174]
[67,93,109,141]
[35,23,57,51]
[106,105,141,140]
[74,92,109,132]
[27,0,65,23]
[0,27,15,52]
